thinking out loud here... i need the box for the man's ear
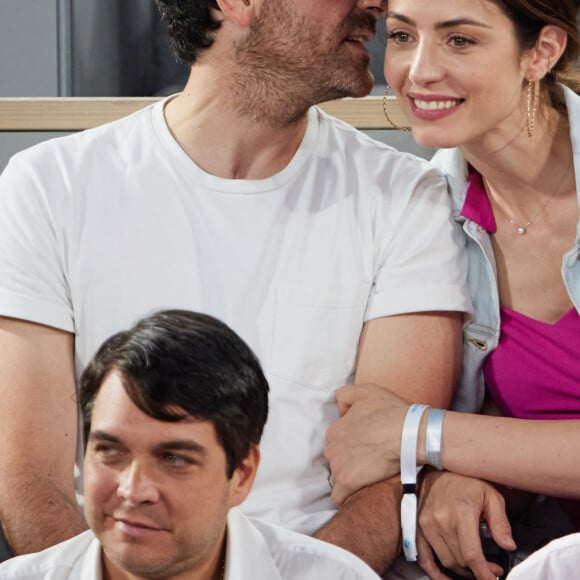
[526,25,568,81]
[228,445,260,507]
[215,0,256,28]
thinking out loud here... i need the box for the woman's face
[384,0,533,149]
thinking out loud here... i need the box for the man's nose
[357,0,386,17]
[117,461,160,506]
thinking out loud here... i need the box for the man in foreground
[0,310,379,579]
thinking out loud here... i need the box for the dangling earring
[526,78,537,138]
[382,87,410,131]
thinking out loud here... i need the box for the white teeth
[414,99,460,110]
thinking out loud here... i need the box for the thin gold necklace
[492,192,552,235]
[484,158,573,236]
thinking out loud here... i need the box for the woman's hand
[325,383,410,504]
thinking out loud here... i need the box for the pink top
[462,168,580,527]
[483,307,580,419]
[462,168,580,419]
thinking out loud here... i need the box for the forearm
[315,477,402,574]
[0,319,82,555]
[0,466,87,555]
[420,412,580,498]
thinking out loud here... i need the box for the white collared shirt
[507,532,580,579]
[0,508,379,579]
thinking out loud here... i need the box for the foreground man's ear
[228,445,260,507]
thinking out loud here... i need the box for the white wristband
[400,404,429,562]
[425,408,445,470]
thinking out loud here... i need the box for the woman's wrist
[416,410,429,465]
[415,407,445,469]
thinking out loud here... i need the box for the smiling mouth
[413,99,463,111]
[112,519,168,540]
[118,519,158,530]
[111,515,168,533]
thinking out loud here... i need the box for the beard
[231,0,376,128]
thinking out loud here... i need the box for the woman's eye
[386,30,411,44]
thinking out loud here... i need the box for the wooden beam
[0,96,409,132]
[0,98,158,131]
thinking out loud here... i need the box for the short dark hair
[492,0,580,106]
[155,0,222,65]
[79,310,269,478]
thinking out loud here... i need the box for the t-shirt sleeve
[365,160,472,321]
[0,152,74,331]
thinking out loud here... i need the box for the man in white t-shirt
[0,310,379,580]
[0,0,471,574]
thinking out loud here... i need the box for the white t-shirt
[0,99,471,534]
[0,507,380,580]
[507,532,580,579]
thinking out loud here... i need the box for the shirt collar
[460,166,497,233]
[224,507,282,580]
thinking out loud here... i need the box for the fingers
[336,384,379,416]
[420,519,473,578]
[455,521,504,580]
[335,382,400,416]
[484,496,517,552]
[330,482,351,506]
[417,472,507,580]
[422,507,504,579]
[335,384,357,417]
[417,529,453,580]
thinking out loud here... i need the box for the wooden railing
[0,96,409,132]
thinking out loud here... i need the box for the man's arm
[316,311,462,573]
[0,317,86,555]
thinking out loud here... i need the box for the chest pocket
[271,283,369,390]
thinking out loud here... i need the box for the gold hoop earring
[526,78,536,138]
[382,88,410,131]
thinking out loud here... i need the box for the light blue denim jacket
[430,85,580,413]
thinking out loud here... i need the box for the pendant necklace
[493,195,551,235]
[485,158,573,236]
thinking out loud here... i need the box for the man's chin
[328,71,375,101]
[347,70,375,98]
[103,548,176,580]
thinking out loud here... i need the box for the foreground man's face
[83,371,252,580]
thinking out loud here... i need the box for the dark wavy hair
[155,0,222,64]
[79,310,269,478]
[493,0,580,108]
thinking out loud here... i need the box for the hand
[325,383,410,504]
[416,470,516,580]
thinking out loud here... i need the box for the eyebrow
[387,12,493,31]
[88,430,208,456]
[156,440,208,456]
[88,430,120,444]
